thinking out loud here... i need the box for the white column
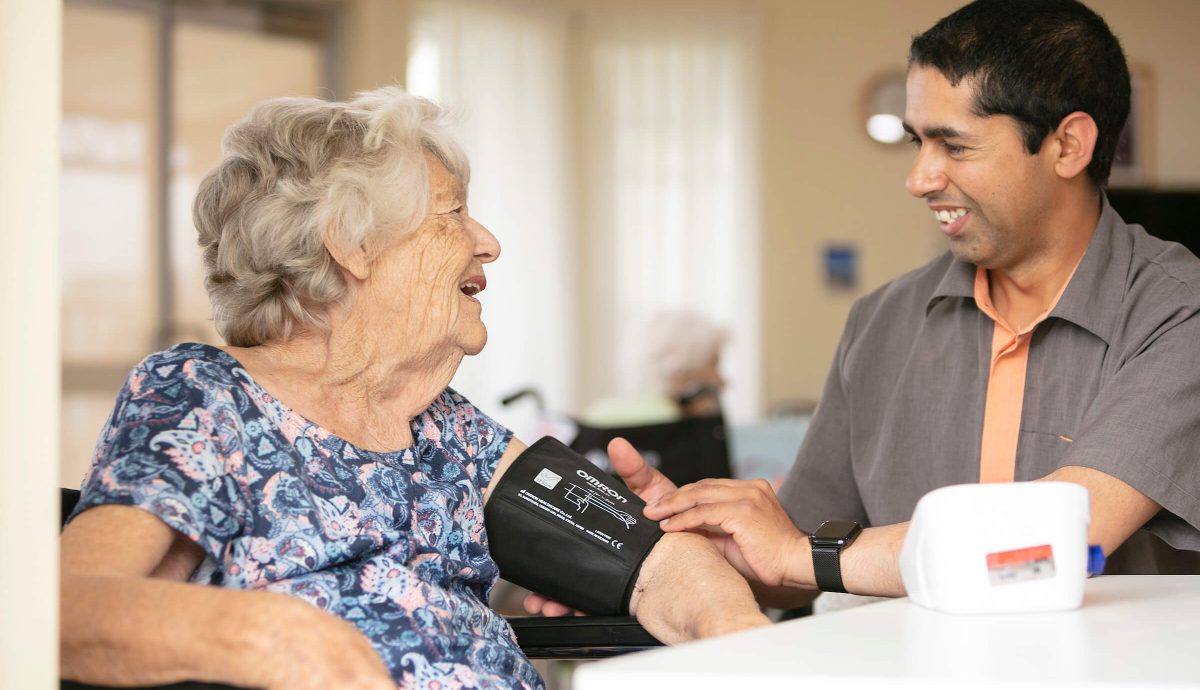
[0,0,62,688]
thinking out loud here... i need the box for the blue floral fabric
[72,342,542,690]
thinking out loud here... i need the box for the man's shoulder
[1126,224,1200,300]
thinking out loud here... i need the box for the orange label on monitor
[986,544,1055,586]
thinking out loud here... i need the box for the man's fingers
[607,436,657,490]
[643,480,754,519]
[608,437,677,502]
[657,503,730,533]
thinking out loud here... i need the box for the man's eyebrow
[902,122,967,140]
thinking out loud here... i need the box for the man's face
[903,66,1057,270]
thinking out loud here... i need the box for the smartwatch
[810,520,862,593]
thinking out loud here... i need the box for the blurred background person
[581,310,729,426]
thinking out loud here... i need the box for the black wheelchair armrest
[507,615,663,659]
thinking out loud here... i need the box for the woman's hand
[247,594,395,690]
[628,531,771,644]
[521,591,586,617]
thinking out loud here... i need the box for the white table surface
[574,576,1200,690]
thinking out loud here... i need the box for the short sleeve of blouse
[431,388,513,490]
[71,346,250,566]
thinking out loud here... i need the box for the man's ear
[323,227,371,281]
[1052,111,1099,181]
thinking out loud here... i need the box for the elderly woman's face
[364,151,500,358]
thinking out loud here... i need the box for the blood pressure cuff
[485,436,665,616]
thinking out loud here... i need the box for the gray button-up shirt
[778,199,1200,573]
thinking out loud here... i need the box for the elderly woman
[59,87,768,690]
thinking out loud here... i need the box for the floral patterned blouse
[71,342,543,690]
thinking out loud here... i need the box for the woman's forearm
[62,574,394,690]
[628,532,770,644]
[60,574,285,688]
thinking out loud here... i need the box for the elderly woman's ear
[323,226,372,281]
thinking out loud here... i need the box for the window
[60,0,335,485]
[408,0,762,430]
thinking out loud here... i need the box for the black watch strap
[812,544,847,593]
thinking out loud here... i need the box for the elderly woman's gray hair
[193,86,468,347]
[643,310,729,392]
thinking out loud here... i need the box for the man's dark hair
[909,0,1130,187]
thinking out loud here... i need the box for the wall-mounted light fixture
[864,70,908,145]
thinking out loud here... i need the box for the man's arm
[1037,309,1200,554]
[647,467,1161,598]
[645,305,1199,596]
[61,506,394,690]
[645,479,906,597]
[487,438,770,642]
[1042,465,1161,555]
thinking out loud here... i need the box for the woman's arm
[61,505,394,690]
[485,438,770,643]
[625,531,771,643]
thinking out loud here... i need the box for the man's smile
[931,206,970,236]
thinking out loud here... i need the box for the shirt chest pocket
[1016,429,1076,480]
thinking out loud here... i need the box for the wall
[757,0,1200,410]
[758,0,960,409]
[1087,0,1200,187]
[293,0,1200,415]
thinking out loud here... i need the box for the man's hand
[608,436,679,503]
[643,478,808,588]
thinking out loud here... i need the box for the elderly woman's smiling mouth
[459,274,486,302]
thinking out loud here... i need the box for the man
[604,0,1200,607]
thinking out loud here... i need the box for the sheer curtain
[408,1,762,428]
[579,8,762,424]
[407,0,577,438]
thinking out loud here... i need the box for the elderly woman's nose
[469,217,501,262]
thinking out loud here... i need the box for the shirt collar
[1047,195,1130,345]
[926,251,976,314]
[925,194,1130,345]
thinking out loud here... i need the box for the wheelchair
[500,386,734,489]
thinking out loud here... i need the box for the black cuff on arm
[484,437,665,615]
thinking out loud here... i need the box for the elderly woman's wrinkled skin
[220,153,498,454]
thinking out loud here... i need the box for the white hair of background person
[642,310,729,396]
[193,86,469,347]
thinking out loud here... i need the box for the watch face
[811,520,862,546]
